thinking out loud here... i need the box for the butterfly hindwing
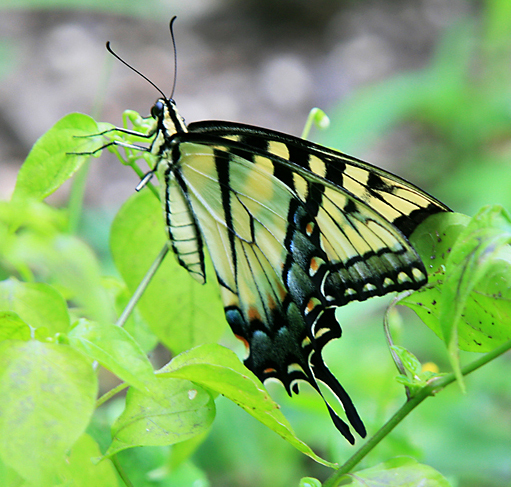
[154,114,449,443]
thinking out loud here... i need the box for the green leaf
[160,343,335,467]
[409,212,471,283]
[300,478,322,487]
[391,345,444,396]
[110,189,226,353]
[68,319,156,393]
[8,233,115,324]
[0,199,67,237]
[0,311,31,342]
[0,278,70,336]
[390,345,422,376]
[12,113,102,202]
[0,340,98,486]
[408,210,511,350]
[441,206,511,386]
[106,378,215,457]
[55,433,118,487]
[407,208,511,387]
[336,457,451,486]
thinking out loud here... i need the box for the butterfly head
[151,97,187,136]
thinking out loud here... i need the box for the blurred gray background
[0,0,470,208]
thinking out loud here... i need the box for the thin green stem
[115,243,170,327]
[96,382,129,408]
[111,454,134,487]
[383,296,410,377]
[302,108,330,139]
[323,336,511,487]
[301,110,315,140]
[301,107,330,140]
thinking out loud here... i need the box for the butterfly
[103,36,450,444]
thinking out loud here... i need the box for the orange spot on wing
[247,306,261,322]
[266,294,276,311]
[306,222,314,235]
[264,367,276,374]
[234,334,250,353]
[306,298,315,313]
[276,282,287,301]
[310,257,319,273]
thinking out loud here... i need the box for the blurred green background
[1,0,510,486]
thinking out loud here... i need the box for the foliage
[2,1,511,486]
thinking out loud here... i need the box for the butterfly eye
[151,100,164,119]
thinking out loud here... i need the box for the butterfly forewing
[150,100,449,444]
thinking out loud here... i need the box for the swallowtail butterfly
[104,24,450,443]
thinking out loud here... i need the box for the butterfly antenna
[106,41,167,99]
[169,16,178,99]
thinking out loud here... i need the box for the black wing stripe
[214,148,238,279]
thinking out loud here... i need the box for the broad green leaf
[55,433,118,487]
[406,208,511,386]
[441,206,511,385]
[0,199,67,237]
[0,340,97,486]
[0,454,25,486]
[1,200,113,324]
[0,278,70,335]
[106,378,215,457]
[9,233,115,324]
[110,190,225,353]
[409,212,471,278]
[335,456,451,486]
[160,343,335,467]
[68,319,156,392]
[406,210,511,351]
[405,213,466,340]
[12,113,102,202]
[0,311,31,342]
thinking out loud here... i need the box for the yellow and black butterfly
[104,29,450,444]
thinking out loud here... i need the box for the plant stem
[301,107,329,140]
[111,455,134,487]
[116,243,169,327]
[96,382,129,408]
[322,336,511,487]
